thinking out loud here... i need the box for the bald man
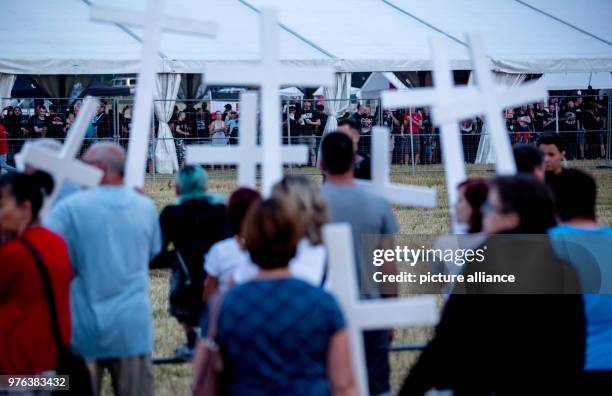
[45,142,161,396]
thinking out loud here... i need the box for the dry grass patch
[99,164,612,395]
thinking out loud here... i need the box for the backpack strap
[19,238,65,350]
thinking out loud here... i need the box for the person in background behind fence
[0,122,15,174]
[584,102,606,159]
[30,105,48,138]
[47,105,65,140]
[543,103,557,132]
[421,107,435,164]
[93,100,111,141]
[350,105,375,156]
[174,111,191,169]
[225,111,239,145]
[403,108,422,165]
[298,101,321,166]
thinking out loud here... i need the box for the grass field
[103,163,611,395]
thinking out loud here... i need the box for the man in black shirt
[93,100,112,140]
[47,105,65,140]
[29,105,48,138]
[316,104,327,135]
[298,101,320,166]
[383,109,402,163]
[350,106,376,155]
[543,104,558,132]
[537,133,567,184]
[534,102,546,132]
[561,100,577,159]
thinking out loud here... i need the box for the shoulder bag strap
[19,238,65,350]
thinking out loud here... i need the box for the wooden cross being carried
[186,92,308,188]
[204,8,334,196]
[354,127,437,208]
[90,0,218,188]
[15,97,103,217]
[323,223,438,395]
[383,34,546,231]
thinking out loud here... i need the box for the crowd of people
[0,114,611,395]
[0,90,609,176]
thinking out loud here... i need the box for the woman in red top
[0,173,72,375]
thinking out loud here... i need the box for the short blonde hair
[272,175,330,245]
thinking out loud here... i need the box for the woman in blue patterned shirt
[215,197,358,396]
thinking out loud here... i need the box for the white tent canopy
[279,87,304,98]
[1,0,612,74]
[313,85,360,97]
[537,72,612,90]
[360,72,410,99]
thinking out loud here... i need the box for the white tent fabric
[0,74,16,110]
[537,72,612,90]
[1,0,612,74]
[154,73,180,174]
[279,87,304,98]
[475,72,527,165]
[313,86,360,97]
[520,0,612,45]
[360,72,410,99]
[323,73,352,135]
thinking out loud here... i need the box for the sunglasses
[482,200,512,214]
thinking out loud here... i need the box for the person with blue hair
[152,164,230,359]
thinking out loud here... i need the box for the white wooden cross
[204,8,334,196]
[90,0,218,188]
[383,37,467,231]
[354,127,437,208]
[383,34,547,231]
[323,223,438,395]
[186,92,308,188]
[435,34,546,175]
[14,97,103,217]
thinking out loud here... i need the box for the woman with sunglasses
[399,175,585,396]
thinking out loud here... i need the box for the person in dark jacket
[400,175,585,396]
[152,165,230,358]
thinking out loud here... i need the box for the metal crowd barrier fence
[2,95,611,179]
[2,130,611,180]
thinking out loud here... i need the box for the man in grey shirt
[320,131,399,396]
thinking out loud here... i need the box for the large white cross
[383,37,467,231]
[323,223,438,395]
[90,0,218,188]
[383,34,547,231]
[186,92,308,188]
[435,34,546,175]
[354,127,437,208]
[204,8,334,195]
[15,97,103,217]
